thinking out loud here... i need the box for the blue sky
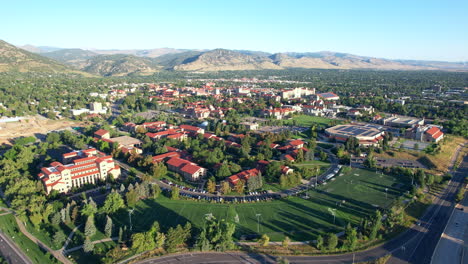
[2,0,467,61]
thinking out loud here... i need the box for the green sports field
[112,168,410,241]
[284,115,342,127]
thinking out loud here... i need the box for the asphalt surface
[0,231,32,264]
[431,187,468,264]
[129,153,468,264]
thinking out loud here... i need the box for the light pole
[128,208,134,231]
[256,214,261,233]
[385,188,388,199]
[328,208,337,224]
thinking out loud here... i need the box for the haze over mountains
[0,40,463,76]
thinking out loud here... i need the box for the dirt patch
[0,115,86,145]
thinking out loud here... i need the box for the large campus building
[325,124,385,146]
[38,148,121,194]
[280,87,315,99]
[382,115,424,128]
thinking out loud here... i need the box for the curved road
[130,152,468,264]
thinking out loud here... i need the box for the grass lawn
[284,115,342,127]
[0,214,60,264]
[293,160,330,167]
[318,143,335,149]
[293,160,331,179]
[111,168,409,242]
[427,135,467,172]
[313,168,410,210]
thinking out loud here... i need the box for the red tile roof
[167,133,185,139]
[166,157,189,168]
[152,152,181,163]
[229,168,259,181]
[289,139,304,147]
[94,129,109,137]
[227,175,240,185]
[426,126,443,139]
[180,124,202,132]
[180,163,203,175]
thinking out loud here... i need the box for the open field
[0,214,60,264]
[293,160,331,179]
[112,168,409,241]
[284,115,343,127]
[376,135,467,174]
[293,160,330,167]
[0,115,86,146]
[313,168,410,209]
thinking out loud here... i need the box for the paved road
[0,231,32,264]
[431,187,467,264]
[127,151,468,264]
[386,153,467,264]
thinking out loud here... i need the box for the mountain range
[0,40,464,76]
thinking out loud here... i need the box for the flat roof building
[317,92,340,100]
[325,124,385,146]
[382,115,424,128]
[108,136,142,149]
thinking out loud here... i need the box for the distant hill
[8,41,468,73]
[0,40,77,73]
[90,48,189,58]
[19,44,63,53]
[42,49,98,68]
[173,49,282,71]
[153,51,204,70]
[269,52,437,70]
[81,54,160,76]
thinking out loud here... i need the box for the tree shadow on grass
[111,199,193,234]
[360,180,409,194]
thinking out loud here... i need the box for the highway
[431,187,467,264]
[129,153,468,264]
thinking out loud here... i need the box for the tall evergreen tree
[105,215,113,237]
[84,215,97,237]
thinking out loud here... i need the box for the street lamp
[256,214,262,233]
[328,208,337,224]
[385,188,388,199]
[128,208,134,231]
